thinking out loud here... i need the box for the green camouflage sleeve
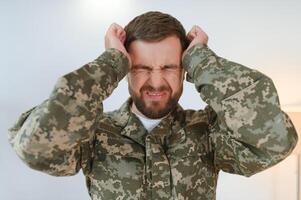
[8,48,129,176]
[182,43,298,177]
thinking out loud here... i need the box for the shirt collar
[107,97,186,147]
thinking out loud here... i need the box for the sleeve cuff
[95,48,130,81]
[182,43,215,82]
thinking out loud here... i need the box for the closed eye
[162,65,180,71]
[131,65,152,73]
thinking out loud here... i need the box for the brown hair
[124,11,189,52]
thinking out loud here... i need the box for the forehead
[128,36,182,67]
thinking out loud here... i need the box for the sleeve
[182,43,298,177]
[8,48,129,176]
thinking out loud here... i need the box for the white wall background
[1,0,300,199]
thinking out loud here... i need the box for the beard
[129,83,183,119]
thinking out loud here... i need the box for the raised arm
[182,25,298,176]
[8,23,131,176]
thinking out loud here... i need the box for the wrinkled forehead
[128,36,182,67]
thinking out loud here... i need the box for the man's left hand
[182,25,208,60]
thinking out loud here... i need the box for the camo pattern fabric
[8,44,298,200]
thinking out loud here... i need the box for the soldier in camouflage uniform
[8,11,298,200]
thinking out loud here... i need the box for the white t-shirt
[133,112,165,133]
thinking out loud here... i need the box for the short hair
[124,11,189,52]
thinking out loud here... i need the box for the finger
[114,23,124,31]
[110,23,120,32]
[193,25,202,32]
[191,25,203,36]
[110,23,119,31]
[187,33,194,41]
[187,30,196,39]
[186,35,191,42]
[120,32,126,43]
[193,26,200,36]
[120,36,125,44]
[113,22,123,29]
[107,23,117,35]
[190,26,198,36]
[121,31,126,39]
[116,26,125,37]
[116,28,122,36]
[196,26,207,37]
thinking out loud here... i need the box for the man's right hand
[105,23,132,66]
[182,25,208,61]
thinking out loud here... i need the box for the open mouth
[145,91,167,100]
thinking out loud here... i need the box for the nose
[147,70,166,89]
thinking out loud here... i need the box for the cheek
[129,76,145,92]
[166,75,183,91]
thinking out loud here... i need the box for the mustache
[140,84,171,93]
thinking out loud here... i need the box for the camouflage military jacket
[8,43,298,200]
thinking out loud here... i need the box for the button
[163,181,170,187]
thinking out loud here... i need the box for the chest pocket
[167,122,210,160]
[87,130,146,199]
[166,123,217,199]
[90,130,145,179]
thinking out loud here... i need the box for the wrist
[98,48,130,81]
[182,43,214,81]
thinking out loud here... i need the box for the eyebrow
[131,64,152,70]
[131,64,180,69]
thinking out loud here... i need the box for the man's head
[124,11,189,119]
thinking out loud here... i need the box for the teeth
[148,92,163,96]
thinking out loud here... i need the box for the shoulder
[183,105,216,126]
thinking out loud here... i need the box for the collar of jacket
[103,97,187,147]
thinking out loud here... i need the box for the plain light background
[1,0,300,199]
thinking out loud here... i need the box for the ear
[181,69,185,82]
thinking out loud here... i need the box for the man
[8,11,298,200]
